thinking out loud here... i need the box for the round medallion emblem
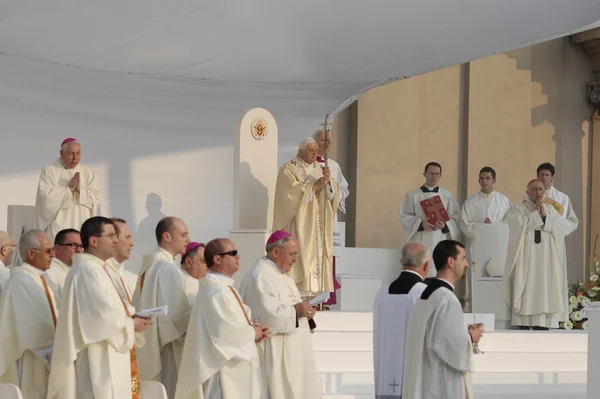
[251,118,268,141]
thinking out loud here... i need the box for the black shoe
[517,325,530,330]
[532,326,549,331]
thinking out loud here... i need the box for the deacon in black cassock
[373,242,430,399]
[402,240,483,399]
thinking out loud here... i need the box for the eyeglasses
[32,248,54,255]
[58,243,83,250]
[218,250,238,257]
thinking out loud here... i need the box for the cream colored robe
[175,273,266,399]
[47,253,136,399]
[132,247,171,309]
[0,260,10,298]
[399,187,460,278]
[273,156,340,294]
[137,248,193,399]
[503,201,578,328]
[0,264,58,399]
[240,257,323,399]
[34,159,102,241]
[44,257,70,303]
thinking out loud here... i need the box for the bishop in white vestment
[273,138,340,294]
[403,240,481,399]
[240,231,322,399]
[47,217,151,399]
[0,230,57,399]
[460,167,511,278]
[399,163,460,277]
[136,217,191,399]
[504,180,578,329]
[175,238,268,399]
[0,231,15,297]
[180,242,208,307]
[373,242,429,399]
[45,228,82,302]
[34,138,103,241]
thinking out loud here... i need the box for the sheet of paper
[137,305,169,318]
[309,291,330,306]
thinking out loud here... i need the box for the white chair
[140,380,168,399]
[0,384,24,399]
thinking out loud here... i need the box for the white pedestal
[585,306,600,399]
[338,275,381,311]
[228,229,270,289]
[472,277,511,329]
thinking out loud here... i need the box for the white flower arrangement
[591,274,599,282]
[571,311,582,322]
[583,321,589,330]
[563,320,573,330]
[589,290,597,298]
[582,297,592,307]
[577,295,586,304]
[570,296,579,305]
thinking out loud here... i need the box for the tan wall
[346,37,593,284]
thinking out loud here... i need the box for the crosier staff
[319,115,333,308]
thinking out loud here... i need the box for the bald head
[156,216,190,256]
[401,242,430,279]
[0,231,15,266]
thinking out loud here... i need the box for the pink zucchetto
[267,230,293,246]
[61,137,79,146]
[183,242,203,258]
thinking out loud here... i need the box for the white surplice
[240,257,323,399]
[402,282,473,399]
[47,253,136,399]
[175,272,266,399]
[44,257,70,303]
[460,190,511,277]
[34,159,103,241]
[399,187,460,277]
[503,201,577,328]
[373,274,426,399]
[137,247,193,399]
[0,264,57,399]
[0,260,10,298]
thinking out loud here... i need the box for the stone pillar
[571,28,600,272]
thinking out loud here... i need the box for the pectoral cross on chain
[389,378,399,393]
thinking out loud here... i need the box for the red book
[420,196,450,225]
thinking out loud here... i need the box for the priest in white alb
[175,238,269,399]
[535,162,579,321]
[504,179,578,330]
[137,216,192,399]
[106,218,139,306]
[180,242,208,307]
[240,231,322,399]
[0,231,15,297]
[399,162,460,277]
[47,217,152,399]
[45,228,82,302]
[0,229,57,399]
[403,240,483,399]
[34,138,103,241]
[314,128,348,306]
[460,167,511,279]
[373,242,429,399]
[273,137,340,295]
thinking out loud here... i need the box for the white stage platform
[313,311,587,399]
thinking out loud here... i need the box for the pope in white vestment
[373,242,429,399]
[34,139,103,241]
[504,180,578,329]
[240,231,323,399]
[0,263,58,399]
[273,138,340,294]
[399,164,460,277]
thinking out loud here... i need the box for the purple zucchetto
[267,230,293,246]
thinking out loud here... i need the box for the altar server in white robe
[34,138,103,241]
[0,229,57,399]
[175,238,269,399]
[0,231,15,297]
[504,180,578,330]
[536,163,579,321]
[137,216,192,399]
[240,231,322,399]
[45,228,82,302]
[314,128,348,306]
[180,242,208,307]
[403,240,483,399]
[373,242,429,399]
[399,162,460,277]
[105,218,139,305]
[460,167,511,276]
[47,216,152,399]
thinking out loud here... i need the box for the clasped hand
[535,200,546,217]
[132,315,152,332]
[253,320,270,342]
[68,172,80,192]
[294,301,316,319]
[423,220,445,231]
[468,324,484,344]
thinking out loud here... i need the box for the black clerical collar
[420,185,439,193]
